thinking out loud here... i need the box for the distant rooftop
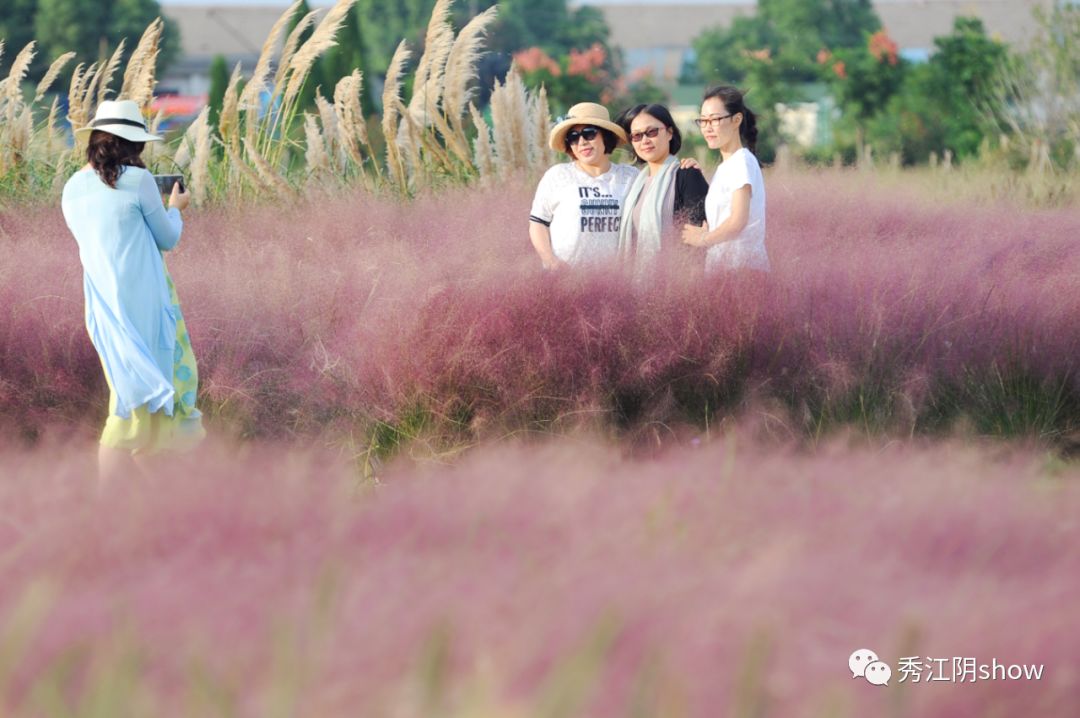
[159,0,1057,88]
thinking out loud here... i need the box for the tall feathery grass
[3,0,1078,206]
[0,0,552,206]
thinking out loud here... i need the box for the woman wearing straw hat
[529,102,638,269]
[61,99,204,480]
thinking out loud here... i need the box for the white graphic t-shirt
[704,148,769,272]
[530,162,639,265]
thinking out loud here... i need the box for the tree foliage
[832,17,1006,164]
[685,0,881,162]
[0,0,38,75]
[33,0,179,76]
[207,54,229,127]
[688,0,880,85]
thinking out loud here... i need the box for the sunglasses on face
[694,114,735,129]
[566,126,600,146]
[630,126,665,144]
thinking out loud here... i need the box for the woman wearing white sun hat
[528,102,638,269]
[61,99,204,481]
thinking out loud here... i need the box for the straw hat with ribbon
[548,102,628,153]
[74,100,163,143]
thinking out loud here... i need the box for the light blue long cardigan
[61,166,183,419]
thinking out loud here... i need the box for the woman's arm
[682,184,750,247]
[137,169,184,251]
[529,220,568,270]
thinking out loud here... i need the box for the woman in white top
[529,102,638,270]
[681,85,769,273]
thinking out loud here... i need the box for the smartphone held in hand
[153,174,186,194]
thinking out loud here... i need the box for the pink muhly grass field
[0,434,1077,716]
[1,168,1077,717]
[1,169,1078,448]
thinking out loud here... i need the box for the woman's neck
[720,139,744,162]
[646,154,672,176]
[575,157,611,177]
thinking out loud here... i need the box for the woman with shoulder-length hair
[681,85,770,273]
[615,103,709,271]
[61,100,204,481]
[529,102,638,269]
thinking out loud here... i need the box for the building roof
[874,0,1053,50]
[596,3,754,52]
[163,4,288,64]
[161,0,1056,76]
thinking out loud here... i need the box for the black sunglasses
[565,126,600,146]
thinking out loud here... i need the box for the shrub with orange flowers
[513,47,562,77]
[868,30,899,66]
[823,28,905,130]
[514,42,616,111]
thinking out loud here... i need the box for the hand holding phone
[167,180,190,212]
[153,174,186,194]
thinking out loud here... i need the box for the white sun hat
[73,100,163,143]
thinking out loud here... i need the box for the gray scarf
[618,155,679,268]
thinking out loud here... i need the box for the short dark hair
[565,125,620,156]
[615,104,682,163]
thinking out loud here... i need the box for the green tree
[34,0,180,76]
[686,15,778,85]
[355,0,436,76]
[684,0,881,159]
[687,0,879,86]
[874,17,1006,162]
[824,30,906,155]
[763,0,878,75]
[207,54,228,127]
[480,0,608,56]
[741,51,787,163]
[920,17,1002,159]
[0,0,39,75]
[557,5,609,54]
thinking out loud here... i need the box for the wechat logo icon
[850,649,891,686]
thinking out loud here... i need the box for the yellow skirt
[99,269,205,455]
[100,379,205,455]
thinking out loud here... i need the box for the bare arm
[682,184,750,247]
[529,220,568,270]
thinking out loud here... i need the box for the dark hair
[564,125,620,157]
[703,85,758,154]
[615,104,682,163]
[86,130,146,188]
